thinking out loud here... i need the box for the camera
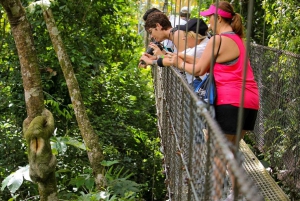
[139,41,164,66]
[146,41,164,55]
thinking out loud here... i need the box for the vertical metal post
[144,0,151,49]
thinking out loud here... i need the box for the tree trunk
[42,8,106,189]
[0,0,58,200]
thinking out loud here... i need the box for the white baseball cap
[180,6,190,13]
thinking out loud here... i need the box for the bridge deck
[240,140,290,201]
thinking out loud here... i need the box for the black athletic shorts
[215,104,258,135]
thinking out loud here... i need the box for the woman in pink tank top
[171,2,260,200]
[171,2,259,144]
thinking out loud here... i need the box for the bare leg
[225,130,247,145]
[206,130,249,200]
[223,130,248,200]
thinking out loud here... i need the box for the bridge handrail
[152,65,267,200]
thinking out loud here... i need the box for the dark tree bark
[42,8,106,189]
[0,0,58,200]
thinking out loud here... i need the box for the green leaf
[64,138,86,150]
[260,160,270,168]
[51,139,67,154]
[110,179,140,197]
[100,160,119,167]
[85,178,95,190]
[69,177,85,188]
[56,168,71,173]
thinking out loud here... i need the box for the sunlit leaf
[100,160,119,167]
[6,171,24,193]
[64,138,86,150]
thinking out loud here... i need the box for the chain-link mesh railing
[151,43,300,200]
[152,66,264,201]
[251,44,300,199]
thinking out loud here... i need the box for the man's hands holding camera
[138,42,165,68]
[147,42,164,56]
[138,53,156,68]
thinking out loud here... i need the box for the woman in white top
[176,20,209,85]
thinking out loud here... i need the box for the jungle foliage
[1,0,163,200]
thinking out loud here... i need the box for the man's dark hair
[145,12,172,31]
[143,8,161,21]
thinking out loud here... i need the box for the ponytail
[231,13,244,38]
[216,1,245,38]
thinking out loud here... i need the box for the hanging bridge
[139,1,300,201]
[152,44,300,201]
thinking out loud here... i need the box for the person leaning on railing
[138,12,187,69]
[139,8,179,67]
[171,2,260,145]
[176,19,209,87]
[139,17,210,89]
[170,3,259,200]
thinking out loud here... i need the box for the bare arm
[179,53,198,64]
[171,36,222,75]
[156,52,197,67]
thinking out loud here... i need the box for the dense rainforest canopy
[0,0,299,200]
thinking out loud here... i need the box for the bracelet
[152,60,157,65]
[157,58,165,67]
